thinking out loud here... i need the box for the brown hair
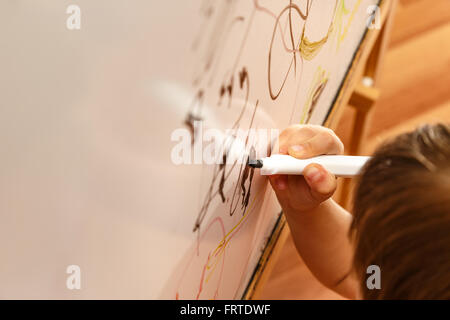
[350,123,450,299]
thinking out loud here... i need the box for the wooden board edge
[242,214,289,300]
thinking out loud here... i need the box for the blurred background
[261,0,450,299]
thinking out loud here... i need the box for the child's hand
[268,125,344,214]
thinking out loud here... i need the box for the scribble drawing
[267,1,338,100]
[333,0,363,50]
[300,66,329,124]
[175,0,368,299]
[175,183,266,300]
[191,67,253,233]
[299,25,333,61]
[184,90,205,145]
[298,1,337,60]
[267,2,308,100]
[191,0,237,86]
[175,215,226,300]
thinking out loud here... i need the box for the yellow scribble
[204,186,266,284]
[333,0,349,50]
[333,0,363,50]
[205,249,223,283]
[299,25,333,61]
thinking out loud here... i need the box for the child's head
[350,123,450,299]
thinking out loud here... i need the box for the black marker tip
[247,159,263,169]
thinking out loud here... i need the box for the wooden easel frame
[337,0,397,209]
[243,0,397,299]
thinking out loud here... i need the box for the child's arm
[268,125,358,299]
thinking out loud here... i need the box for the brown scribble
[192,69,254,232]
[184,90,204,145]
[241,146,256,211]
[307,78,328,122]
[192,0,236,86]
[267,3,308,100]
[228,101,258,217]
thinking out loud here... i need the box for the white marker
[248,154,370,178]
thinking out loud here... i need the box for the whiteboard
[0,0,378,299]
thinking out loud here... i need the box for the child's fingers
[268,174,288,191]
[287,130,344,159]
[278,125,315,154]
[268,174,290,205]
[303,163,337,202]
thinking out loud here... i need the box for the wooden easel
[243,0,397,299]
[337,0,397,209]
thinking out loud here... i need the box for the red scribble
[176,216,226,299]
